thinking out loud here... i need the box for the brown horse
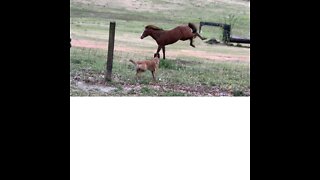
[140,23,207,59]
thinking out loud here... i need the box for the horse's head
[141,25,163,39]
[140,28,151,39]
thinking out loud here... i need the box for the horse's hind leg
[190,38,195,48]
[194,32,207,40]
[162,46,166,59]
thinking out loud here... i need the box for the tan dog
[129,57,160,81]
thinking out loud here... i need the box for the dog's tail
[129,59,136,65]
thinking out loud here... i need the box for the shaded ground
[70,68,250,96]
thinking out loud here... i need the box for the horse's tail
[188,23,198,33]
[188,22,207,40]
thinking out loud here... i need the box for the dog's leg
[138,70,145,83]
[135,71,139,81]
[151,70,156,82]
[136,69,143,82]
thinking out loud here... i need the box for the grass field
[70,0,250,96]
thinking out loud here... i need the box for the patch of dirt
[174,59,201,65]
[72,0,184,12]
[71,39,153,53]
[71,79,236,96]
[175,50,249,62]
[70,69,249,96]
[215,0,250,7]
[71,39,249,62]
[75,81,117,93]
[148,84,233,96]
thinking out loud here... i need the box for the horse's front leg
[190,39,195,48]
[162,46,166,59]
[154,46,161,58]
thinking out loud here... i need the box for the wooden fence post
[105,22,116,82]
[222,24,231,43]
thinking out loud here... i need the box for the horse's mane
[145,25,163,31]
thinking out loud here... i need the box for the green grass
[70,0,250,96]
[70,47,249,96]
[70,47,106,72]
[71,0,250,40]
